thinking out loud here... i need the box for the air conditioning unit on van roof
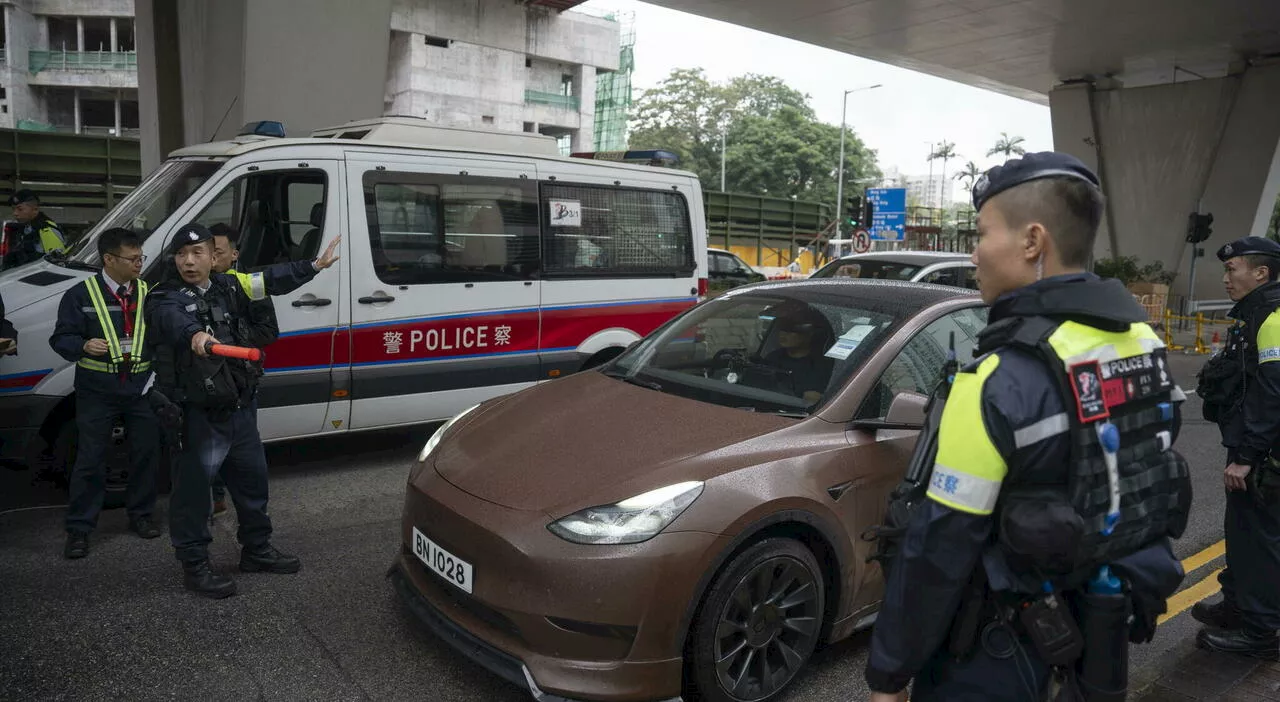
[308,117,561,156]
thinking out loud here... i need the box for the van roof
[168,118,700,179]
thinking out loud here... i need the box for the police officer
[146,223,333,597]
[205,223,341,516]
[865,152,1192,701]
[2,189,66,269]
[1192,236,1280,658]
[48,228,162,558]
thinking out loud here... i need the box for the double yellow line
[1157,539,1227,625]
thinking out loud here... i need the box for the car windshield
[66,159,224,264]
[810,258,921,281]
[604,288,908,416]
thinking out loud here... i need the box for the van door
[170,158,347,439]
[344,155,542,429]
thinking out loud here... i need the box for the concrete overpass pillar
[1050,62,1280,304]
[136,0,393,174]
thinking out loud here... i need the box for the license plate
[411,526,474,594]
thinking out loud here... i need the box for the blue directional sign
[867,187,907,241]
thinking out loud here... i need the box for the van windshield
[67,159,223,264]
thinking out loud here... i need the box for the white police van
[0,117,708,502]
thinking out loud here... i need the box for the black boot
[1192,599,1243,630]
[63,531,89,559]
[182,560,237,599]
[1196,627,1280,660]
[240,544,301,574]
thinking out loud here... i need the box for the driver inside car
[760,307,835,405]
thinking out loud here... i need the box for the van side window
[364,173,540,285]
[178,168,327,272]
[541,184,695,277]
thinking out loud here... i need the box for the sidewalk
[1136,647,1280,701]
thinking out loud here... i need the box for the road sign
[853,229,871,253]
[867,187,907,241]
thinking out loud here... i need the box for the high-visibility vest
[79,277,150,374]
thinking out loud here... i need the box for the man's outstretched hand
[315,236,342,270]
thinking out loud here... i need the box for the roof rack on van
[307,116,561,156]
[570,149,681,167]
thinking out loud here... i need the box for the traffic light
[864,197,875,227]
[1186,212,1214,243]
[847,195,863,228]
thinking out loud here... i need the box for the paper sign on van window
[825,324,876,361]
[549,200,583,227]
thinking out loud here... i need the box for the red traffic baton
[204,341,262,362]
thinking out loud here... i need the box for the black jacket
[1220,281,1280,467]
[865,273,1186,694]
[48,274,151,396]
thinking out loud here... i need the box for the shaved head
[989,177,1105,268]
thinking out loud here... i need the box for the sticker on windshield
[825,324,876,360]
[549,200,583,227]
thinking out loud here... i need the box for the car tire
[688,538,825,702]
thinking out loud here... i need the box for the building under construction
[592,12,635,151]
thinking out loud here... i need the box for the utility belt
[949,575,1131,702]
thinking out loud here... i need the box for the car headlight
[547,481,705,545]
[416,403,481,464]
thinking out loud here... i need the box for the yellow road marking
[1159,567,1224,625]
[1181,540,1225,575]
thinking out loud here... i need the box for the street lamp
[835,83,883,229]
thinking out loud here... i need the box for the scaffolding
[593,12,634,152]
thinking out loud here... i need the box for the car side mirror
[850,391,929,431]
[885,391,928,427]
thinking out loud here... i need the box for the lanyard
[106,282,135,338]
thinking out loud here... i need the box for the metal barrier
[1163,309,1236,354]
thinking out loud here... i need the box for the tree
[1268,193,1280,240]
[987,132,1027,159]
[928,141,957,206]
[955,160,982,191]
[627,68,880,204]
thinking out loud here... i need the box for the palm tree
[928,141,957,206]
[955,160,982,192]
[987,132,1027,159]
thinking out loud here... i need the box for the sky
[578,0,1055,180]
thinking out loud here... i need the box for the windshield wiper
[601,368,663,392]
[44,253,99,272]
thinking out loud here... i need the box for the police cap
[170,222,212,254]
[1216,236,1280,262]
[972,151,1101,212]
[7,189,39,206]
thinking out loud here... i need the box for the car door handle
[358,295,396,304]
[292,298,332,307]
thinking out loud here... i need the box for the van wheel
[50,419,173,511]
[688,538,824,702]
[580,347,624,371]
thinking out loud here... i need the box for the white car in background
[809,251,978,290]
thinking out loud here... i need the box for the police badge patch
[1068,360,1109,422]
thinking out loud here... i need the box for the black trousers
[169,403,273,563]
[911,621,1051,701]
[1221,489,1280,631]
[65,388,159,533]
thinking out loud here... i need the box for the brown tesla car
[389,278,988,702]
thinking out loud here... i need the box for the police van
[0,117,708,499]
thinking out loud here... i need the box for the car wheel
[689,538,825,702]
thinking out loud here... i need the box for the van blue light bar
[237,121,286,138]
[570,149,681,167]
